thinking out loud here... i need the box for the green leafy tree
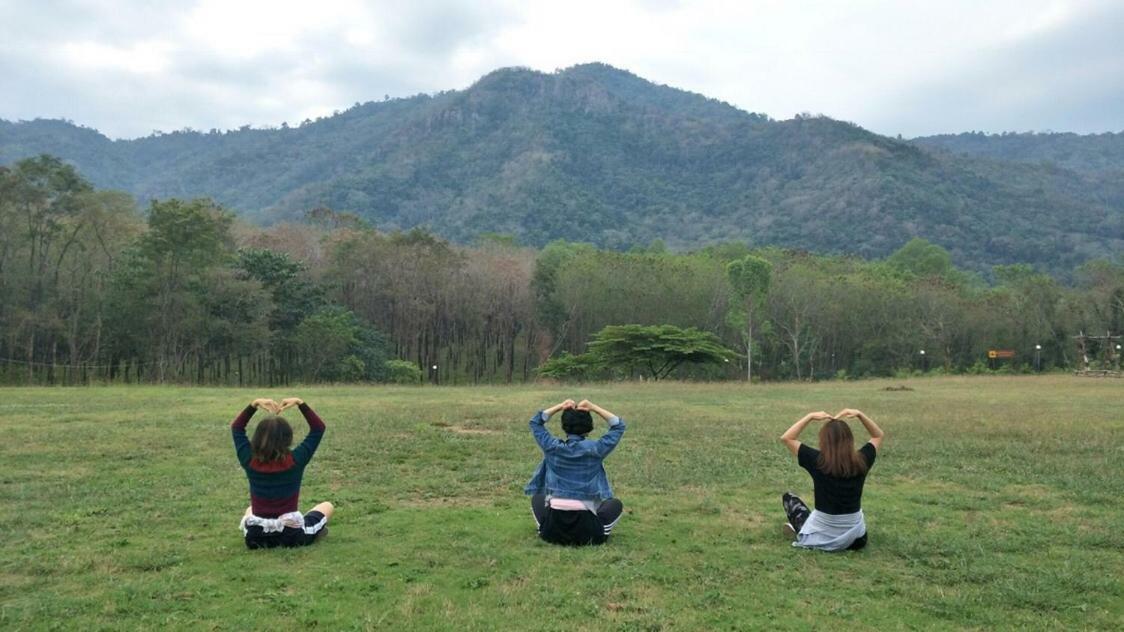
[531,241,594,351]
[102,198,246,382]
[726,255,772,382]
[0,156,93,380]
[587,324,736,380]
[536,352,605,382]
[292,306,389,382]
[195,267,272,382]
[1073,259,1124,335]
[236,248,325,381]
[887,238,953,278]
[236,249,323,331]
[139,198,234,380]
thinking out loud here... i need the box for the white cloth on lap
[240,511,304,534]
[793,509,865,551]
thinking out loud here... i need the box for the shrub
[967,360,991,375]
[386,359,423,385]
[338,355,366,382]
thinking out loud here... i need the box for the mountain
[911,131,1124,177]
[2,63,1121,274]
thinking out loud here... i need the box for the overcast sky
[1,0,1121,139]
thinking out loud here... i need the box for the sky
[1,0,1121,139]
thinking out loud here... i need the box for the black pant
[782,493,868,551]
[531,494,623,546]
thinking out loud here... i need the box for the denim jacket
[523,410,626,501]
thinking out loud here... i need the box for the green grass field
[1,376,1121,630]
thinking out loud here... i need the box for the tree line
[1,155,1121,385]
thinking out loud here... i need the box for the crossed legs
[781,492,868,550]
[531,494,624,539]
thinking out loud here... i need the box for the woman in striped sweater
[233,397,334,549]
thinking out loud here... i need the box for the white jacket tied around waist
[794,509,866,551]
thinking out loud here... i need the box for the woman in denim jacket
[524,399,626,545]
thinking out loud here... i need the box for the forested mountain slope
[2,63,1120,273]
[911,131,1124,176]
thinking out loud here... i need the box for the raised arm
[578,400,626,458]
[232,398,279,466]
[581,400,616,422]
[544,399,575,417]
[282,398,326,466]
[780,411,831,456]
[837,408,883,450]
[529,400,574,454]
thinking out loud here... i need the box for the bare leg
[240,506,254,538]
[311,501,334,520]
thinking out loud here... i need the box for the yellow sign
[988,350,997,359]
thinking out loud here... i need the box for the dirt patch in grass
[394,495,501,509]
[430,420,500,435]
[447,426,499,435]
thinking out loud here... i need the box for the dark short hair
[251,416,293,462]
[561,409,594,436]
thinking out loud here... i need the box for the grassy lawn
[1,376,1121,630]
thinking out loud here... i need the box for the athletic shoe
[782,491,800,513]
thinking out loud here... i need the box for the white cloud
[58,40,173,74]
[0,0,1119,138]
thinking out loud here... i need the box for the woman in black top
[779,408,884,551]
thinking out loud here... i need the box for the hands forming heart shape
[251,397,304,415]
[559,399,593,411]
[806,409,864,422]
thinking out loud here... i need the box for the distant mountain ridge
[911,131,1124,176]
[1,63,1121,274]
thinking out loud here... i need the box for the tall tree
[726,255,772,382]
[767,262,830,380]
[0,156,92,379]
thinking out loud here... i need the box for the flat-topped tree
[587,324,737,380]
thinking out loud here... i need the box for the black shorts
[243,511,328,550]
[531,495,623,546]
[539,508,609,546]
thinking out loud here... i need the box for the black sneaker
[783,522,797,540]
[782,491,801,513]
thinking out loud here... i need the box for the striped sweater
[231,404,325,518]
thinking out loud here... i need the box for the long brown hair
[816,419,869,478]
[251,416,293,463]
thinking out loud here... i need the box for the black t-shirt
[797,442,877,515]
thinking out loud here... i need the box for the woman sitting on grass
[232,397,334,549]
[525,399,626,546]
[779,408,884,551]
